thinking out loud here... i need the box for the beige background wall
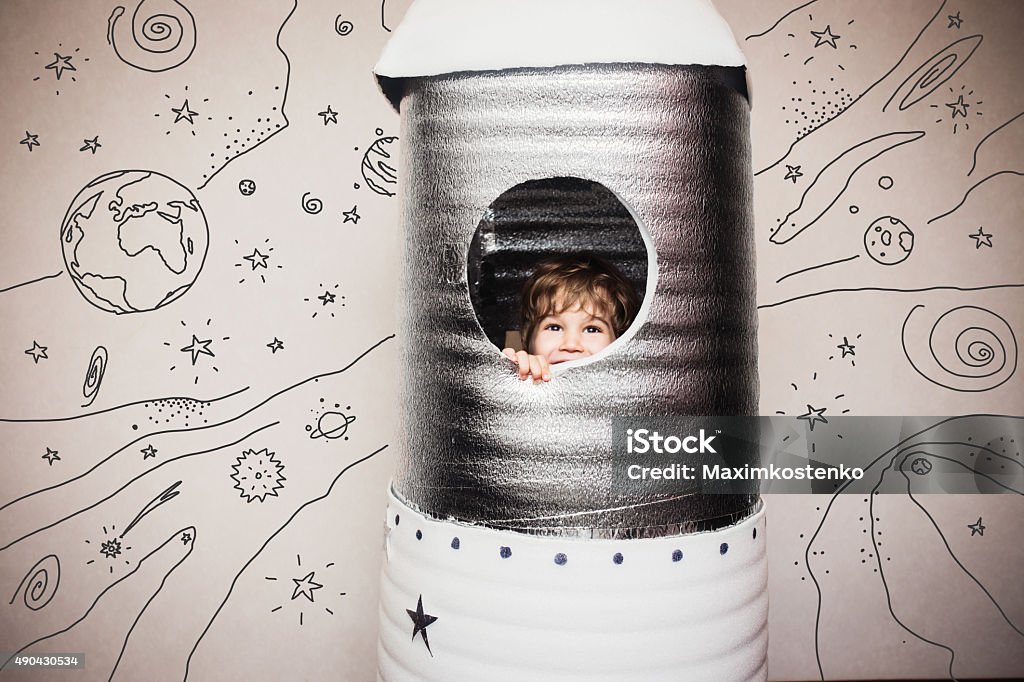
[1,1,1021,680]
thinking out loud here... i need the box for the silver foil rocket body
[394,64,758,538]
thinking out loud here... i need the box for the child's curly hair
[519,254,640,348]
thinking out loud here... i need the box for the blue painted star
[784,165,803,183]
[968,517,985,536]
[44,52,77,80]
[80,136,101,154]
[406,595,438,657]
[797,404,828,431]
[42,448,60,465]
[20,132,40,152]
[318,105,339,125]
[342,205,361,224]
[171,99,199,124]
[810,25,840,49]
[25,340,48,363]
[969,226,993,249]
[180,334,215,365]
[947,11,963,29]
[945,94,969,119]
[291,571,324,602]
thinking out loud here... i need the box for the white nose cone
[375,0,746,107]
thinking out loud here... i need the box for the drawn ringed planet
[308,411,356,440]
[361,129,398,196]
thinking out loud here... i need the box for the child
[503,253,640,382]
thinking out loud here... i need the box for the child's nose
[561,330,584,351]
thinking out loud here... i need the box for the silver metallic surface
[395,64,758,538]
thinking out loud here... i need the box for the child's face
[528,305,616,364]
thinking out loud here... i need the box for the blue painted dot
[394,514,400,526]
[554,553,568,566]
[613,552,623,565]
[451,537,460,550]
[500,546,512,559]
[720,542,729,555]
[672,549,683,562]
[752,527,757,540]
[415,530,422,540]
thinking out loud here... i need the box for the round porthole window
[467,177,652,367]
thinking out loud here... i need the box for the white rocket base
[378,488,768,681]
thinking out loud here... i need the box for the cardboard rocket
[375,1,766,679]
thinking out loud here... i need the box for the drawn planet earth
[60,170,209,314]
[910,457,932,475]
[308,411,356,440]
[864,216,913,265]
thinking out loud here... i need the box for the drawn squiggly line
[335,15,353,36]
[9,555,60,611]
[301,192,323,214]
[770,131,925,244]
[744,0,819,41]
[185,444,388,678]
[1,527,195,672]
[804,415,1024,680]
[0,270,63,296]
[756,0,947,176]
[968,112,1024,177]
[928,171,1024,224]
[0,335,393,530]
[197,0,297,190]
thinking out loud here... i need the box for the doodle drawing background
[1,1,1022,680]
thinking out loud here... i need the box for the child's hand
[502,348,551,382]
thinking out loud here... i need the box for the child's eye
[584,325,604,334]
[544,323,562,332]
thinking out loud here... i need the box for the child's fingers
[538,357,551,382]
[529,355,546,382]
[501,347,518,363]
[516,351,531,379]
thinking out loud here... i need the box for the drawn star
[180,334,215,365]
[291,571,324,602]
[945,94,969,119]
[947,11,963,29]
[267,337,284,353]
[25,340,48,363]
[318,105,339,125]
[969,226,993,249]
[837,337,856,357]
[42,448,61,465]
[80,136,101,154]
[141,444,158,459]
[44,52,77,80]
[342,205,361,224]
[181,532,192,544]
[784,165,803,183]
[810,25,840,49]
[406,595,438,656]
[968,517,985,536]
[797,404,829,431]
[318,291,337,306]
[20,131,40,152]
[171,99,199,124]
[243,248,270,270]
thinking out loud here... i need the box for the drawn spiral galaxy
[10,555,61,611]
[107,0,197,73]
[301,192,323,215]
[335,15,354,36]
[902,305,1018,392]
[82,346,109,408]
